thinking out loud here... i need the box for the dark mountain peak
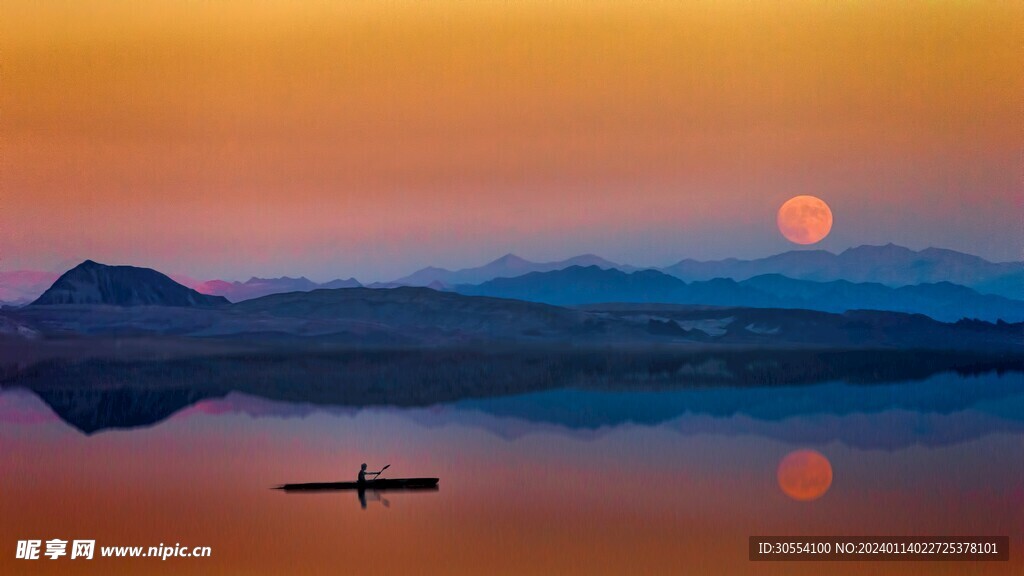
[768,248,835,263]
[563,254,622,268]
[490,253,530,266]
[840,243,915,257]
[555,265,633,279]
[894,281,981,298]
[746,273,791,282]
[320,278,362,290]
[667,256,739,267]
[246,276,311,284]
[32,261,228,307]
[702,277,741,287]
[916,246,955,257]
[917,246,992,265]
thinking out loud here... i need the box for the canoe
[276,478,439,491]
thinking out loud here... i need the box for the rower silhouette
[358,463,386,510]
[358,463,382,484]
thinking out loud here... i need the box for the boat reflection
[356,486,440,509]
[359,488,388,509]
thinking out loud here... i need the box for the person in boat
[358,463,382,484]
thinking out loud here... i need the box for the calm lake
[2,370,1022,574]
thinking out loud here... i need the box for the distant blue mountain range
[398,244,1022,300]
[456,265,1024,322]
[661,244,1023,298]
[392,253,635,287]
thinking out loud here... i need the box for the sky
[1,1,1020,282]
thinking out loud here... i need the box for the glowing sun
[777,195,833,245]
[777,449,833,501]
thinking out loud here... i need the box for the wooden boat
[276,478,439,491]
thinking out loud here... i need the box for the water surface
[1,371,1022,574]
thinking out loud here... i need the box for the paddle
[376,464,390,479]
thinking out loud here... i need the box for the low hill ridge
[32,260,228,307]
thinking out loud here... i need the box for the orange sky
[2,1,1020,280]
